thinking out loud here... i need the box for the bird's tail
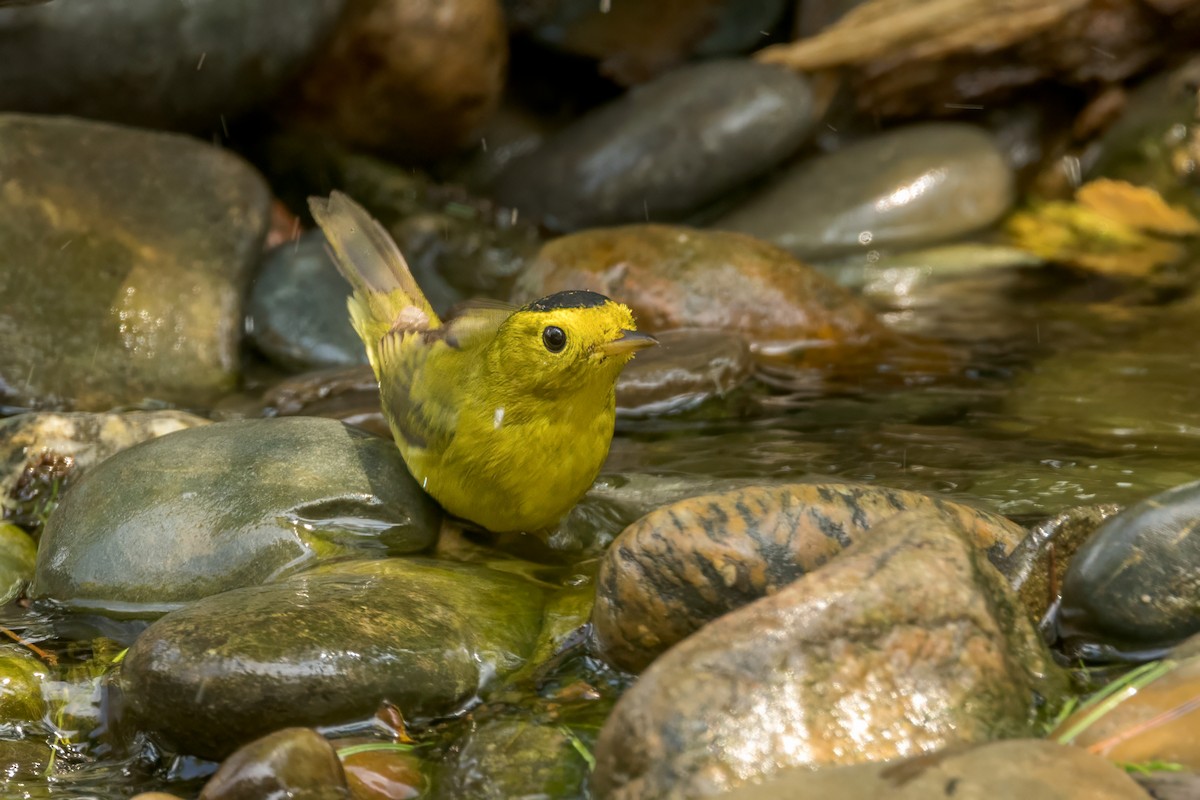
[308,191,441,379]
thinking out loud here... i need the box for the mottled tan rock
[287,0,507,159]
[718,740,1150,800]
[593,482,1027,672]
[591,510,1067,798]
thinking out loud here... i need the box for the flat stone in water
[591,511,1067,798]
[592,482,1027,672]
[248,231,368,372]
[616,329,752,417]
[713,123,1015,260]
[0,114,270,410]
[494,60,816,231]
[120,557,545,758]
[0,1,343,130]
[1058,479,1200,656]
[33,417,440,617]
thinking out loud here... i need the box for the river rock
[713,123,1015,260]
[1052,643,1200,770]
[512,224,888,355]
[199,728,347,800]
[341,745,425,800]
[717,739,1150,800]
[0,646,46,724]
[1000,504,1122,624]
[33,418,439,617]
[506,0,789,84]
[247,231,367,371]
[435,718,590,800]
[0,0,343,130]
[493,60,816,232]
[0,114,270,411]
[285,0,506,160]
[591,511,1067,797]
[1058,479,1200,657]
[592,482,1026,672]
[0,524,37,606]
[615,329,752,417]
[120,557,545,758]
[0,411,209,529]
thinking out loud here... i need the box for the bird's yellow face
[489,290,656,397]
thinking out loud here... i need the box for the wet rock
[512,224,888,354]
[247,231,367,372]
[616,330,752,417]
[33,418,439,617]
[0,114,270,411]
[1058,480,1200,658]
[506,0,789,85]
[285,0,506,160]
[199,728,347,800]
[1000,504,1122,624]
[713,123,1015,261]
[0,739,52,780]
[0,411,209,529]
[593,482,1026,672]
[493,60,816,232]
[0,524,37,605]
[0,647,46,724]
[341,745,425,800]
[1052,643,1200,770]
[0,1,343,131]
[262,366,391,438]
[591,511,1067,797]
[121,557,545,758]
[717,739,1150,800]
[1135,771,1200,800]
[435,719,590,800]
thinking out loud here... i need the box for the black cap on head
[524,290,611,312]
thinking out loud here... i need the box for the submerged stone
[494,59,815,231]
[33,418,439,617]
[435,718,590,800]
[0,524,37,606]
[0,0,343,131]
[714,123,1015,260]
[0,114,270,410]
[591,511,1067,797]
[121,557,545,758]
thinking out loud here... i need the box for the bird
[308,191,657,534]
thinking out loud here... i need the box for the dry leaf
[1076,179,1200,236]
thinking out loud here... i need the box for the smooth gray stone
[121,557,545,758]
[714,123,1015,260]
[0,0,344,131]
[494,59,816,231]
[33,417,440,617]
[248,231,368,372]
[0,114,270,411]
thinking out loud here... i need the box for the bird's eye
[542,325,567,353]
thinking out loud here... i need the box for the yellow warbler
[308,192,656,533]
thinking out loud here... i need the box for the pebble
[247,231,368,372]
[713,123,1016,260]
[494,59,816,231]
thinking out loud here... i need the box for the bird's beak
[597,330,658,356]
